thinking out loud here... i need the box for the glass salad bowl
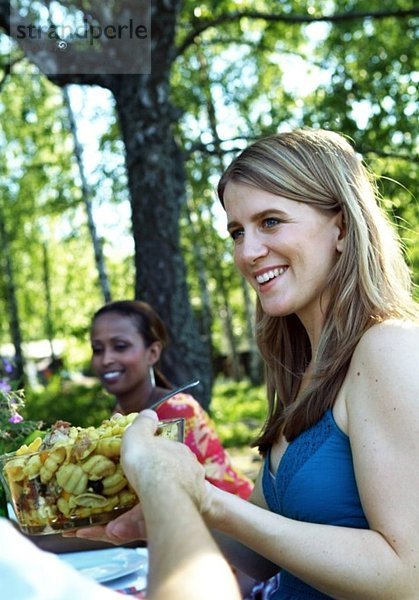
[0,414,184,535]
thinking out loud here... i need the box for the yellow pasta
[73,492,109,508]
[81,454,116,479]
[102,465,128,496]
[91,495,120,514]
[95,436,121,458]
[57,497,71,517]
[23,454,42,479]
[71,430,99,461]
[118,489,137,506]
[4,457,26,482]
[56,464,88,495]
[15,437,43,456]
[36,502,58,522]
[40,447,67,483]
[1,411,182,534]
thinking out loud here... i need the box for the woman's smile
[91,312,155,397]
[224,180,344,340]
[101,369,125,385]
[254,266,288,289]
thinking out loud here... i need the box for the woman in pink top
[90,299,253,500]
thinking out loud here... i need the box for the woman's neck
[296,362,313,401]
[116,382,169,415]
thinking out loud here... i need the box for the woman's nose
[101,348,115,366]
[239,232,269,264]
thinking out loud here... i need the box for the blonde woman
[76,129,419,600]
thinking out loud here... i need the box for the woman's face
[90,312,158,396]
[224,181,344,338]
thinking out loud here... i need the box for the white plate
[60,547,148,583]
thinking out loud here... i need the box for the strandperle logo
[15,19,148,45]
[9,0,151,75]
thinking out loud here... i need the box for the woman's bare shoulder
[353,319,418,366]
[346,319,419,416]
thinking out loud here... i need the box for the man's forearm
[139,485,241,600]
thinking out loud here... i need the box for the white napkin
[0,518,119,600]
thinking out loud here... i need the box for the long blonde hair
[218,129,418,451]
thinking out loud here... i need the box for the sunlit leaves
[174,0,418,349]
[0,0,417,370]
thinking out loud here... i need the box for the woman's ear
[147,341,162,366]
[335,210,346,253]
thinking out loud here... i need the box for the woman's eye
[229,228,244,241]
[262,217,280,229]
[91,347,102,355]
[114,343,128,351]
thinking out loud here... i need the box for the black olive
[88,479,104,494]
[32,476,47,495]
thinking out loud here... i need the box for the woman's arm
[211,467,280,581]
[70,465,279,582]
[121,410,241,600]
[204,321,419,600]
[211,529,280,581]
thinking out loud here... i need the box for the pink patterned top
[156,393,253,499]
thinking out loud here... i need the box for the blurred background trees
[0,0,417,416]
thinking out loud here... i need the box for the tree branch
[186,137,416,164]
[361,147,418,163]
[0,55,23,91]
[0,65,11,90]
[0,0,10,32]
[176,8,419,56]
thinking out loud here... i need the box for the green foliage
[23,377,115,429]
[0,391,42,456]
[174,0,419,356]
[0,358,43,456]
[210,379,266,447]
[0,1,417,380]
[0,373,43,516]
[0,77,134,355]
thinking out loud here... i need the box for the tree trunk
[102,1,212,407]
[111,74,212,407]
[62,87,112,304]
[0,211,25,386]
[0,0,213,407]
[41,241,56,360]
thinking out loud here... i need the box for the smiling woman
[62,130,419,600]
[211,128,419,599]
[90,300,253,500]
[224,183,344,334]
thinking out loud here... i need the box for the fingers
[105,504,146,542]
[123,409,159,442]
[61,529,77,537]
[135,409,159,429]
[121,409,159,464]
[70,525,120,545]
[137,409,159,423]
[106,518,145,542]
[61,504,146,544]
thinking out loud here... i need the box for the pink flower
[0,380,11,393]
[8,414,23,424]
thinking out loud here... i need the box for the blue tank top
[262,409,369,599]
